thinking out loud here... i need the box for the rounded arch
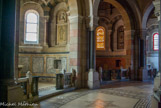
[93,0,131,30]
[51,2,68,19]
[99,17,110,25]
[125,0,142,29]
[142,3,154,29]
[20,2,44,20]
[68,0,79,16]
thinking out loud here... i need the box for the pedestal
[138,67,148,81]
[56,74,64,90]
[0,80,26,102]
[151,73,161,108]
[88,69,100,89]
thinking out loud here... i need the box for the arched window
[96,26,105,50]
[117,26,124,49]
[153,33,159,51]
[24,10,39,44]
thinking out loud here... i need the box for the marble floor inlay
[38,81,153,108]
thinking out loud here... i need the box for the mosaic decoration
[40,86,151,108]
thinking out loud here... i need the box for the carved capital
[153,0,160,21]
[44,16,49,22]
[86,16,99,31]
[136,29,147,40]
[68,15,84,24]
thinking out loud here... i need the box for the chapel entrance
[95,1,131,83]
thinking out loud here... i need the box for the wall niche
[54,60,62,69]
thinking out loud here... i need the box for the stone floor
[36,81,153,108]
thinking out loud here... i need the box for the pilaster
[152,0,161,108]
[86,15,100,89]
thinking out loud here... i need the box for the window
[96,26,105,50]
[117,26,124,49]
[153,33,159,51]
[24,10,39,44]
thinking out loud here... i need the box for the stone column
[152,0,161,108]
[138,29,147,81]
[43,16,49,48]
[89,31,95,69]
[87,16,100,89]
[68,16,84,88]
[0,0,17,102]
[0,0,17,81]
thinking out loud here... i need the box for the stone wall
[146,18,159,71]
[18,1,71,78]
[96,57,127,70]
[96,1,131,71]
[19,53,69,77]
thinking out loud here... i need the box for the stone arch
[19,2,44,46]
[112,19,125,51]
[68,0,79,16]
[94,0,133,71]
[111,15,123,29]
[98,17,111,27]
[147,25,159,34]
[142,4,154,29]
[125,0,142,29]
[93,0,131,30]
[49,2,68,46]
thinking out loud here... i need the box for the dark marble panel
[46,57,56,73]
[18,57,30,73]
[32,57,44,73]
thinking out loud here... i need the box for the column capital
[86,15,99,31]
[136,29,147,40]
[44,16,49,22]
[68,15,85,24]
[153,0,160,21]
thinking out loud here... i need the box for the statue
[26,71,32,85]
[99,67,103,83]
[71,68,76,87]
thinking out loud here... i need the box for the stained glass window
[24,10,39,44]
[153,33,159,51]
[96,26,105,50]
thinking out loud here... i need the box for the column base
[43,44,49,49]
[151,95,159,108]
[0,79,26,102]
[88,69,100,89]
[138,67,148,81]
[152,73,161,108]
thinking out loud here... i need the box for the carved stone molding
[136,29,147,40]
[86,16,99,31]
[153,0,160,20]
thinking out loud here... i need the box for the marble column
[0,0,16,102]
[0,0,17,81]
[43,16,49,47]
[87,16,100,89]
[89,31,95,69]
[138,29,147,81]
